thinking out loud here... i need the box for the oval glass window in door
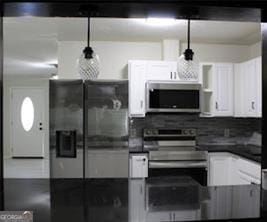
[21,97,35,132]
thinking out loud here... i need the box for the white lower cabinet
[232,186,260,218]
[129,179,146,222]
[206,186,232,219]
[130,154,148,178]
[208,153,231,186]
[208,152,261,186]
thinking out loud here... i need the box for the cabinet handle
[174,72,177,79]
[252,101,255,110]
[173,213,175,221]
[215,102,218,110]
[170,72,173,79]
[140,100,143,108]
[169,213,172,221]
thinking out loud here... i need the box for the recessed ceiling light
[133,17,185,27]
[146,17,177,26]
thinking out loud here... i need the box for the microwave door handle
[215,102,218,110]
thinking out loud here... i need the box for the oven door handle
[149,160,207,168]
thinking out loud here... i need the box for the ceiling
[3,17,261,76]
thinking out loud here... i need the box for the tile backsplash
[129,114,261,149]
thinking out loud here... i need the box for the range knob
[183,129,189,135]
[146,130,152,135]
[189,129,196,135]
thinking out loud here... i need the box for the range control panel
[143,129,196,137]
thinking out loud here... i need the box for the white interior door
[11,88,45,157]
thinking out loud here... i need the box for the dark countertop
[198,144,261,163]
[1,177,261,222]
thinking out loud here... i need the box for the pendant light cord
[87,16,90,47]
[187,19,190,49]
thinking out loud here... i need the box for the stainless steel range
[143,128,208,185]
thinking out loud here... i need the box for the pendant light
[78,16,100,80]
[178,19,198,80]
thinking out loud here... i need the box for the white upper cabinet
[128,60,146,117]
[213,63,234,116]
[146,61,178,81]
[200,63,234,117]
[234,57,261,117]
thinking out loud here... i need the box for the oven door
[146,177,201,212]
[146,82,201,113]
[148,161,208,186]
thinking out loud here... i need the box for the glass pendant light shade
[178,53,198,80]
[178,19,198,81]
[78,48,100,80]
[78,16,100,81]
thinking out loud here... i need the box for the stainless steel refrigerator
[49,79,129,178]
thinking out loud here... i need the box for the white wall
[162,39,180,61]
[180,42,254,63]
[58,40,261,80]
[58,41,162,79]
[3,75,49,159]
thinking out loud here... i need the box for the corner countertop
[197,144,261,163]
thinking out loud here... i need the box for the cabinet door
[244,57,262,117]
[234,63,246,117]
[213,64,234,116]
[208,187,232,219]
[232,186,260,219]
[129,179,146,222]
[129,61,146,117]
[244,59,258,117]
[146,61,176,81]
[130,155,148,178]
[209,153,231,186]
[256,57,262,117]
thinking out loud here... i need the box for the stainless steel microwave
[146,82,201,113]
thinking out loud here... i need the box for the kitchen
[1,12,263,222]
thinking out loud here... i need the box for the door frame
[10,86,48,159]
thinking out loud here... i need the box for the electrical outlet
[224,128,230,137]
